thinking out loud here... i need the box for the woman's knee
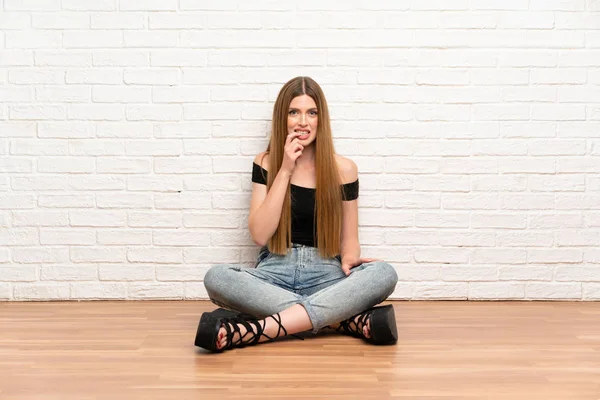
[372,261,398,293]
[203,264,233,293]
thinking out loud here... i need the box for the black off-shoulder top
[252,162,359,247]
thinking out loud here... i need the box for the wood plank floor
[0,301,599,400]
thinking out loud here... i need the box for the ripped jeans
[203,244,398,334]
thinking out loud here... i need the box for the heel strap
[338,310,372,338]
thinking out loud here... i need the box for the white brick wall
[1,0,599,301]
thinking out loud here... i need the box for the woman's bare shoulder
[253,151,270,171]
[335,154,358,184]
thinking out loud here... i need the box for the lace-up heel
[194,312,292,353]
[338,304,397,345]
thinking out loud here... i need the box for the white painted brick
[443,194,500,210]
[0,13,31,29]
[555,266,600,281]
[12,210,68,226]
[38,122,95,138]
[12,247,69,263]
[502,86,556,102]
[531,68,587,85]
[31,12,88,28]
[471,249,527,264]
[414,248,469,263]
[384,158,438,174]
[555,12,600,29]
[154,157,212,174]
[471,213,527,229]
[529,175,585,192]
[0,51,34,66]
[413,283,468,300]
[93,51,148,67]
[97,157,150,174]
[183,212,239,228]
[556,194,600,209]
[96,193,153,209]
[93,86,150,103]
[70,283,127,299]
[529,213,583,229]
[38,194,95,208]
[156,265,209,281]
[151,50,207,68]
[155,193,211,209]
[213,157,253,173]
[501,122,556,138]
[499,266,553,281]
[556,231,600,246]
[469,283,525,299]
[0,86,33,102]
[185,282,209,300]
[184,247,240,263]
[68,140,124,156]
[501,194,555,210]
[0,284,13,300]
[497,232,554,247]
[583,284,600,300]
[441,266,498,281]
[91,12,146,29]
[557,159,600,173]
[127,176,182,192]
[182,68,238,84]
[532,105,586,121]
[37,156,95,173]
[529,140,585,156]
[98,230,151,245]
[69,211,126,227]
[531,0,585,10]
[10,105,66,120]
[384,230,438,245]
[149,14,206,30]
[0,266,37,281]
[119,0,177,11]
[68,104,125,121]
[128,211,181,228]
[211,193,250,210]
[526,283,581,299]
[184,176,240,192]
[584,248,600,262]
[209,51,265,67]
[439,232,496,247]
[10,139,66,156]
[184,104,241,120]
[36,86,91,102]
[124,68,179,85]
[34,51,91,67]
[128,283,183,299]
[6,31,61,49]
[66,68,123,84]
[63,31,122,49]
[0,158,34,173]
[126,105,182,121]
[98,122,153,138]
[14,283,70,300]
[123,31,178,48]
[125,140,181,156]
[471,175,527,192]
[41,265,97,281]
[154,122,211,139]
[528,249,583,263]
[11,176,68,191]
[210,229,253,246]
[62,0,115,11]
[127,247,182,263]
[153,87,210,103]
[40,229,95,245]
[586,213,600,228]
[473,140,529,156]
[499,158,555,174]
[71,247,127,262]
[99,264,155,281]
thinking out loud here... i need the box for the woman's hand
[341,257,380,276]
[280,132,304,176]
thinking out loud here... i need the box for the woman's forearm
[340,239,361,263]
[248,169,292,246]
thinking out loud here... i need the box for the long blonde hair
[264,77,343,258]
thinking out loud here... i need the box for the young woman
[195,76,398,352]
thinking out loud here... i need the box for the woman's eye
[288,110,297,115]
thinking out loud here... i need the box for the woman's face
[287,94,318,147]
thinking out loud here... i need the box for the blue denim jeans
[203,244,398,334]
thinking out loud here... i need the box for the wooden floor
[0,301,599,400]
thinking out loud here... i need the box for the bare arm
[248,154,292,246]
[248,133,304,246]
[339,158,361,266]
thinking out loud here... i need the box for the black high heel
[337,304,398,345]
[194,312,291,352]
